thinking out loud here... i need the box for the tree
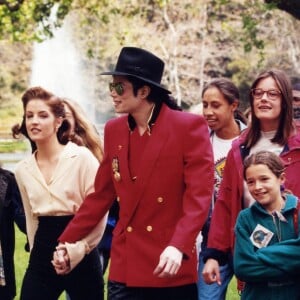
[265,0,300,20]
[0,0,300,113]
[0,0,73,41]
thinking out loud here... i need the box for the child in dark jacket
[234,150,300,300]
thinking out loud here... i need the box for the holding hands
[53,243,184,278]
[52,244,71,275]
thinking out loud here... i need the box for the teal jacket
[234,194,300,300]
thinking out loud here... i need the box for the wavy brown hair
[12,86,69,152]
[62,99,103,162]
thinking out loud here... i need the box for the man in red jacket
[53,47,214,300]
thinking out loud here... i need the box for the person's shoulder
[0,167,13,177]
[231,129,248,150]
[236,206,252,225]
[239,206,251,217]
[66,142,96,159]
[288,130,300,147]
[166,106,200,118]
[106,115,127,127]
[166,108,205,126]
[103,115,128,135]
[285,193,299,208]
[15,154,32,172]
[0,168,15,188]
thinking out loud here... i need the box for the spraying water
[30,11,95,121]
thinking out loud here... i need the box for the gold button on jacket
[157,197,163,203]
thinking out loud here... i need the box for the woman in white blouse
[13,87,107,300]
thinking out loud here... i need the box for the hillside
[0,0,300,138]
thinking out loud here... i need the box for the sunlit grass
[14,225,29,298]
[226,277,240,300]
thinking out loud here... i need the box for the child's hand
[202,258,222,285]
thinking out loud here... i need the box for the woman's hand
[52,244,71,275]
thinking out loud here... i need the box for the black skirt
[21,215,104,300]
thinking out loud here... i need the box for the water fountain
[30,13,94,120]
[1,9,100,171]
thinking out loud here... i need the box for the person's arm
[168,115,214,256]
[154,115,214,277]
[202,258,222,285]
[10,174,26,234]
[53,124,116,274]
[256,236,300,274]
[234,212,286,282]
[58,142,116,243]
[206,148,241,260]
[62,212,108,271]
[203,147,241,280]
[60,148,109,271]
[15,169,38,251]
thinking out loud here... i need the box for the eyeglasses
[109,82,124,96]
[251,88,281,101]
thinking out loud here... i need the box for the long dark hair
[245,69,294,148]
[202,78,247,124]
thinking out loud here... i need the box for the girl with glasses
[202,69,300,295]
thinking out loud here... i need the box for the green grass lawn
[14,226,239,299]
[15,225,29,298]
[226,277,241,300]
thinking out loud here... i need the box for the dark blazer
[0,168,26,299]
[60,104,214,287]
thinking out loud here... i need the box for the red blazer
[60,104,214,287]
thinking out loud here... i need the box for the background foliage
[2,1,300,297]
[0,0,300,132]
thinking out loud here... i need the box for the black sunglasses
[109,82,124,96]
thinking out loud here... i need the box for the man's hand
[153,246,183,278]
[202,258,221,285]
[52,244,71,275]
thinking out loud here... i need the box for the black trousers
[20,216,104,300]
[0,287,14,300]
[108,280,197,300]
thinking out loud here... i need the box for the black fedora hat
[101,47,171,93]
